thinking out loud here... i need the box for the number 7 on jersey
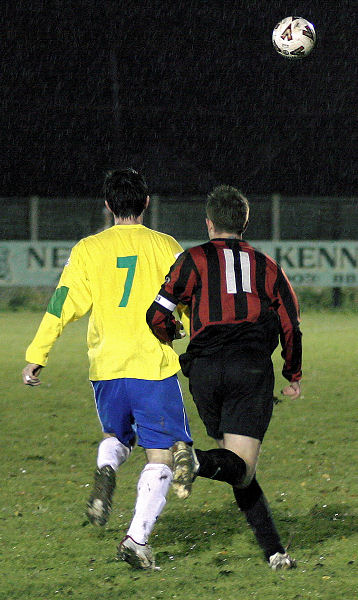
[117,256,138,307]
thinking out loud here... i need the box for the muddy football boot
[118,535,155,570]
[269,552,297,570]
[86,465,116,526]
[171,441,200,499]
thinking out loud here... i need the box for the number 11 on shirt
[223,249,252,294]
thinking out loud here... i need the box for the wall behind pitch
[0,196,357,241]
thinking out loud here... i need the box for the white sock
[97,437,130,471]
[126,463,173,544]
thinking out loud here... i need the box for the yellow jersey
[26,224,184,381]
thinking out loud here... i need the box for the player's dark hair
[104,168,148,218]
[206,185,249,235]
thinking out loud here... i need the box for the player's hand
[174,320,186,340]
[22,363,43,386]
[281,381,301,400]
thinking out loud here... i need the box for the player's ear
[105,200,113,214]
[242,219,249,233]
[145,195,150,209]
[206,218,215,238]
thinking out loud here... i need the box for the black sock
[233,478,285,561]
[195,448,246,486]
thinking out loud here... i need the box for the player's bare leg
[220,433,261,487]
[221,434,295,568]
[194,433,295,568]
[145,448,172,466]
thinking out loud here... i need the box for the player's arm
[147,251,195,342]
[273,266,302,396]
[167,240,190,339]
[146,290,179,343]
[23,241,92,382]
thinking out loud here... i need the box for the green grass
[1,310,357,599]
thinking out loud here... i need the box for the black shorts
[188,347,274,442]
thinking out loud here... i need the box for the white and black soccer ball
[272,16,316,59]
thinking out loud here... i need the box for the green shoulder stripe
[47,286,69,318]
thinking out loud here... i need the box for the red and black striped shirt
[147,238,302,382]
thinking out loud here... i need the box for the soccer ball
[272,16,316,59]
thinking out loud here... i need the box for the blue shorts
[91,375,192,449]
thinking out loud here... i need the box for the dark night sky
[1,1,357,198]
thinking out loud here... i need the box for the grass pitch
[1,309,357,599]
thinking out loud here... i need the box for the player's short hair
[104,168,148,218]
[206,185,249,235]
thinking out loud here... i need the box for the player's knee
[236,463,256,488]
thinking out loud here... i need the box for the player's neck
[114,214,144,226]
[210,232,242,240]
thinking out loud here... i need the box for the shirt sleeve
[146,250,196,342]
[167,236,185,259]
[25,240,92,366]
[274,266,302,382]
